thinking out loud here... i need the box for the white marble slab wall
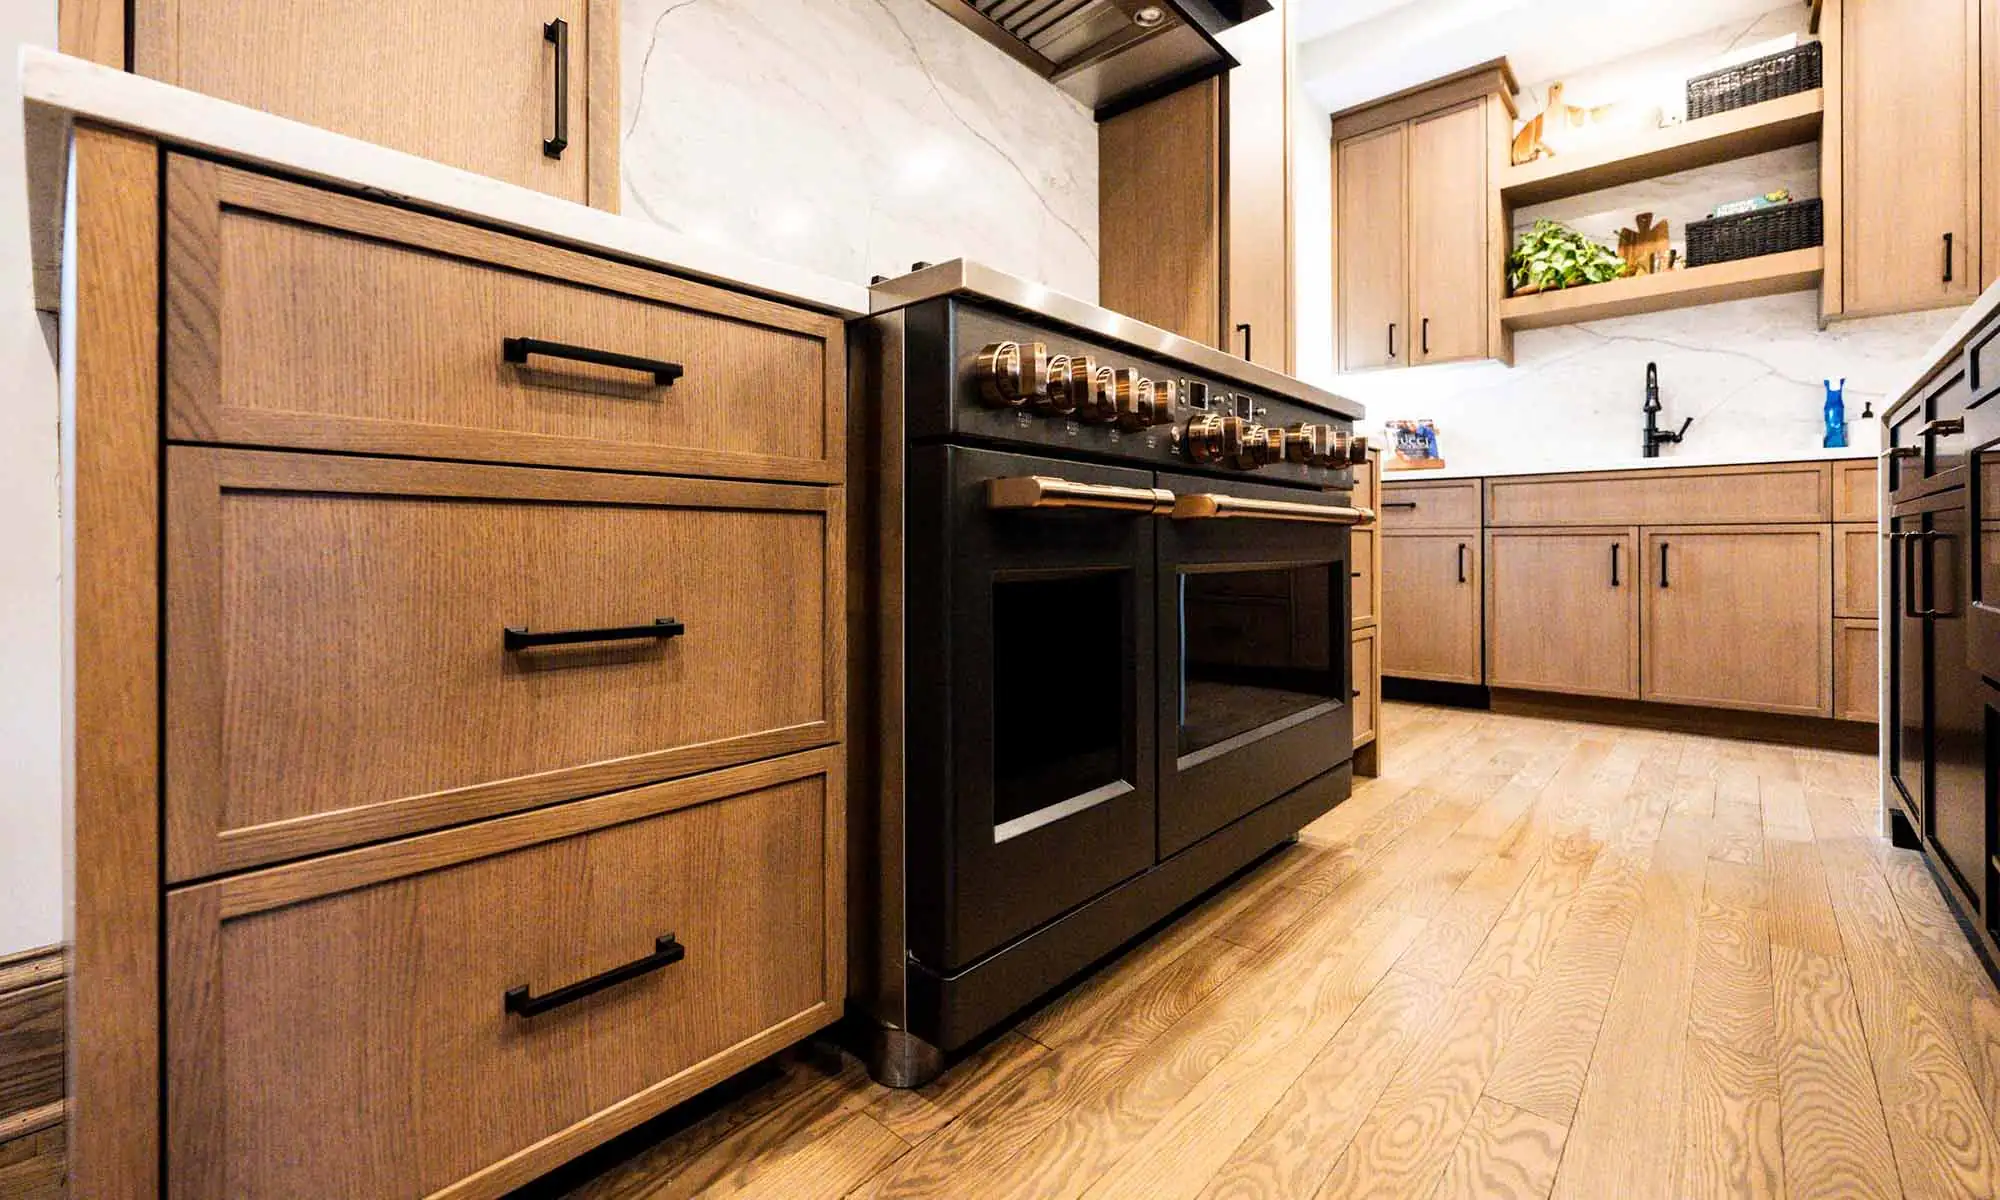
[1316,8,1968,473]
[621,0,1099,300]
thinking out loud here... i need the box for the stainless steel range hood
[925,0,1272,116]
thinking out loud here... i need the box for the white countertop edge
[18,46,871,318]
[1381,447,1879,481]
[1878,274,2000,417]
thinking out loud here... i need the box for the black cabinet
[1928,503,1985,914]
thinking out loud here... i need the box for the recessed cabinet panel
[1338,125,1408,372]
[1380,533,1481,683]
[1407,103,1489,365]
[1486,529,1639,699]
[1640,526,1831,716]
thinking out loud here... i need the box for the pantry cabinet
[1827,0,1982,316]
[1332,61,1514,372]
[1640,526,1832,716]
[72,0,619,208]
[1485,529,1639,699]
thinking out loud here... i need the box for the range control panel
[912,300,1362,489]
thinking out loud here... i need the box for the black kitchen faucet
[1643,361,1692,457]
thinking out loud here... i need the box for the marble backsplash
[1332,293,1964,475]
[620,0,1099,300]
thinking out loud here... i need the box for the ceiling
[1294,0,1805,114]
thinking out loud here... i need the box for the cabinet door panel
[1928,505,1985,911]
[1222,5,1290,371]
[1407,102,1488,364]
[1641,527,1831,715]
[1338,125,1407,371]
[1486,530,1638,698]
[139,0,594,204]
[1380,533,1480,683]
[1843,0,1979,312]
[1834,619,1879,723]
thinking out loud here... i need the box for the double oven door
[905,444,1357,976]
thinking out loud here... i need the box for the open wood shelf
[1497,89,1824,207]
[1498,247,1824,331]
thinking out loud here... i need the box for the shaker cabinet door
[1407,102,1488,365]
[1337,124,1408,371]
[1640,526,1831,716]
[135,0,605,205]
[1485,529,1639,699]
[1380,533,1481,683]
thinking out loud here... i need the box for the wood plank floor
[529,703,2000,1200]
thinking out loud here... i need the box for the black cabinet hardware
[1457,542,1468,584]
[1421,317,1430,356]
[1382,500,1418,510]
[1236,323,1253,361]
[504,934,684,1017]
[1899,531,1921,619]
[503,337,685,385]
[1388,323,1397,359]
[543,19,570,159]
[504,617,685,651]
[1659,541,1670,588]
[1610,542,1621,587]
[1914,530,1955,617]
[1945,232,1955,284]
[1921,417,1965,438]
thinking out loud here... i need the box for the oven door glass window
[992,570,1132,840]
[1178,564,1341,764]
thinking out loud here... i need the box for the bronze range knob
[974,341,1027,409]
[1147,378,1179,426]
[1284,423,1329,464]
[1088,367,1140,424]
[1043,353,1095,416]
[1346,433,1370,466]
[1179,413,1230,465]
[1119,378,1159,431]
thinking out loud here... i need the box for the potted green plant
[1508,219,1630,295]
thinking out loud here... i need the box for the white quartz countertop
[1880,274,2000,416]
[1383,446,1878,482]
[17,47,871,317]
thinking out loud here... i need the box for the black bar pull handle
[1457,542,1468,584]
[544,19,570,159]
[1659,541,1670,588]
[1388,323,1397,360]
[1421,317,1430,356]
[505,934,684,1018]
[504,617,685,651]
[504,337,685,386]
[1610,542,1620,587]
[1944,232,1955,284]
[1236,322,1253,362]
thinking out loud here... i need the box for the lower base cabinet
[1834,619,1880,723]
[1639,526,1832,717]
[1380,532,1481,683]
[1484,528,1638,698]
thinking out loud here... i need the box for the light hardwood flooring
[532,702,2000,1199]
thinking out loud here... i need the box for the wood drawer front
[167,751,843,1200]
[165,449,842,880]
[1352,626,1377,746]
[1487,463,1831,526]
[1833,460,1878,523]
[165,158,844,483]
[1354,452,1378,513]
[1835,523,1879,619]
[1352,529,1376,627]
[1834,619,1879,724]
[1380,480,1481,531]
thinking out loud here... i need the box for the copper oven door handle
[986,476,1177,514]
[1171,494,1377,525]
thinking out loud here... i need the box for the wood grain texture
[1486,462,1832,527]
[1818,0,1844,320]
[1835,523,1879,619]
[0,1121,65,1200]
[1498,248,1823,331]
[1100,80,1223,347]
[165,448,842,876]
[168,757,839,1199]
[1337,123,1408,371]
[1640,525,1832,717]
[136,0,614,205]
[164,158,844,483]
[1352,626,1379,749]
[58,0,123,66]
[0,948,64,1130]
[1484,528,1639,699]
[1834,461,1878,523]
[541,704,2000,1200]
[62,124,160,1200]
[1224,2,1293,372]
[1834,618,1880,724]
[1380,481,1482,532]
[1407,101,1488,365]
[1380,533,1482,683]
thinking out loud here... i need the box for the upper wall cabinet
[1332,61,1515,373]
[1825,0,1982,317]
[1100,0,1295,366]
[70,0,619,209]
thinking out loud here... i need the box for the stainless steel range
[846,261,1370,1086]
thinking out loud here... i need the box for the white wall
[1296,10,1965,473]
[2,1,62,955]
[619,0,1100,300]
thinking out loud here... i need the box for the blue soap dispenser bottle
[1824,378,1848,449]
